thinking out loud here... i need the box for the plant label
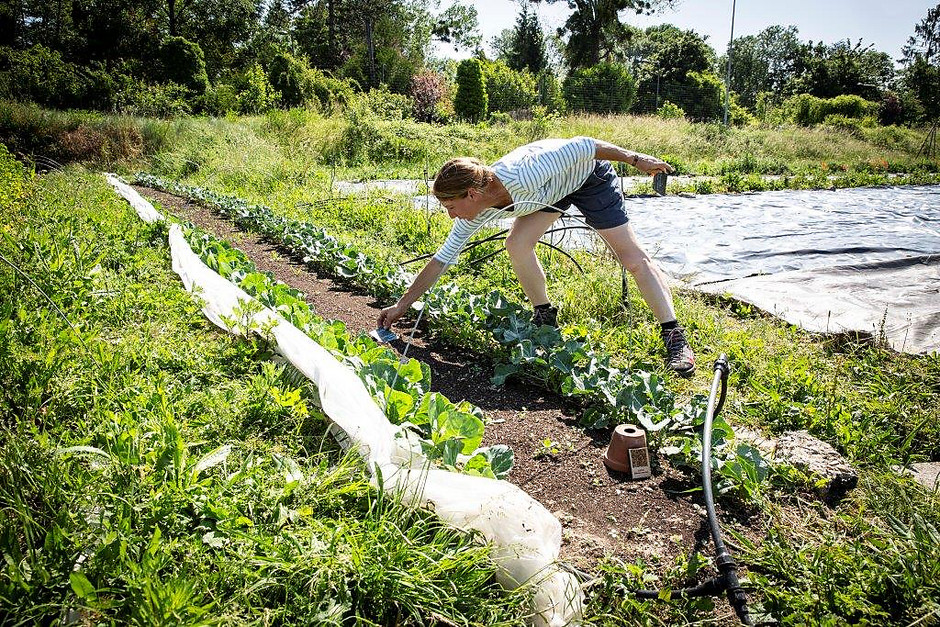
[628,446,652,479]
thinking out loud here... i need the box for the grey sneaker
[661,326,695,377]
[532,305,558,328]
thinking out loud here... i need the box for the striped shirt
[433,136,597,264]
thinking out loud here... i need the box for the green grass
[3,105,940,624]
[0,154,528,624]
[2,99,937,185]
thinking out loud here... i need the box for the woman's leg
[599,222,695,376]
[505,210,561,305]
[596,222,676,322]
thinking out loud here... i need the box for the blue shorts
[547,160,628,230]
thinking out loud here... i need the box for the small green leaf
[193,444,232,478]
[69,572,95,600]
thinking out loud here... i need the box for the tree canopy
[534,0,680,68]
[491,1,548,74]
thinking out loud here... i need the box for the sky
[436,0,935,63]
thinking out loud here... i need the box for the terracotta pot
[602,423,650,478]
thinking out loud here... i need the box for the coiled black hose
[631,355,752,625]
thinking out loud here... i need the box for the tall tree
[620,23,715,112]
[533,0,680,69]
[789,39,894,99]
[901,3,940,133]
[291,0,480,91]
[68,0,160,65]
[491,1,547,73]
[432,1,482,52]
[724,25,803,108]
[165,0,261,76]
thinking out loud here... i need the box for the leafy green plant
[656,100,685,119]
[159,36,209,94]
[563,62,636,114]
[182,223,511,479]
[482,60,537,113]
[238,63,278,114]
[454,58,488,122]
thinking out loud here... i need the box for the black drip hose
[631,355,752,626]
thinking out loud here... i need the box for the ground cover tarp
[624,185,940,355]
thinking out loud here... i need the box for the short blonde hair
[432,157,494,199]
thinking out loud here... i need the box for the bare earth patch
[138,186,749,575]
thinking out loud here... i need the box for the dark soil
[137,186,741,575]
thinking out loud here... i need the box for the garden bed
[136,185,760,576]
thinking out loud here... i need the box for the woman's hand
[633,154,674,176]
[377,302,407,329]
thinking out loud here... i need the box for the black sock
[660,320,678,332]
[534,303,554,311]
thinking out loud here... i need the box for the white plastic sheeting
[106,174,164,223]
[629,185,940,355]
[107,176,583,626]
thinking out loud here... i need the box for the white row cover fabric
[107,176,583,626]
[106,173,164,223]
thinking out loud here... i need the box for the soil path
[138,186,720,573]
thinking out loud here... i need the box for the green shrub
[656,100,685,119]
[0,142,28,210]
[828,94,879,119]
[823,114,874,136]
[268,52,315,108]
[692,178,715,194]
[783,93,879,126]
[717,153,789,175]
[535,70,564,113]
[454,59,487,122]
[339,107,427,165]
[267,52,355,111]
[755,91,785,126]
[482,61,537,113]
[562,62,635,114]
[197,82,239,117]
[121,80,193,118]
[159,36,209,94]
[683,71,724,122]
[310,68,356,111]
[783,93,819,125]
[0,45,88,108]
[487,111,511,125]
[238,64,278,114]
[355,85,413,121]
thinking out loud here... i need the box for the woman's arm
[377,257,447,329]
[593,138,674,175]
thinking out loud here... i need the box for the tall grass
[2,99,935,181]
